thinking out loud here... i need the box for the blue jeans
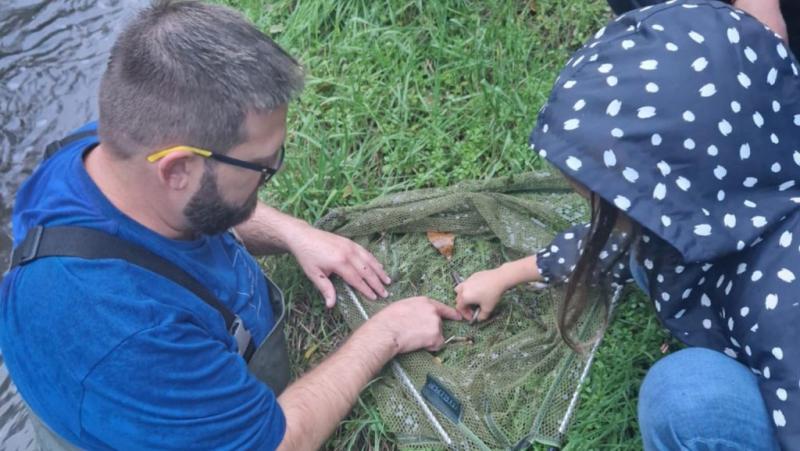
[638,347,780,450]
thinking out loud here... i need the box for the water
[0,1,144,448]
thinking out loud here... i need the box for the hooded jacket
[529,1,800,447]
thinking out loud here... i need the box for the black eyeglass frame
[208,145,284,179]
[147,144,285,183]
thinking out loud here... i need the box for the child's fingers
[458,307,475,320]
[455,295,475,318]
[455,291,488,322]
[477,307,492,322]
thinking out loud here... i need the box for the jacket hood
[529,0,800,263]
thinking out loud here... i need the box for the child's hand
[455,269,508,322]
[454,256,541,322]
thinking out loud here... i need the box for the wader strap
[247,277,290,395]
[43,129,97,159]
[9,225,257,361]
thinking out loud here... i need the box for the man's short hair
[98,0,304,158]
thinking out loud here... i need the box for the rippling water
[0,1,144,448]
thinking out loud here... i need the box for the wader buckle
[14,225,45,266]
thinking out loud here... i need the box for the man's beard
[183,166,261,236]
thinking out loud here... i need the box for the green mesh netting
[316,172,616,450]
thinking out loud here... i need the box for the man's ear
[154,150,202,191]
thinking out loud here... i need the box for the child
[455,1,799,449]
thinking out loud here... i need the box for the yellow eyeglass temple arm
[146,146,213,163]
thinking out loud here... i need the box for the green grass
[214,0,675,448]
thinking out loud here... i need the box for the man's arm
[234,201,307,255]
[235,202,390,306]
[276,297,461,451]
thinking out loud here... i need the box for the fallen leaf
[427,231,455,260]
[342,184,353,199]
[304,342,319,360]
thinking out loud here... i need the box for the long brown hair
[557,193,634,352]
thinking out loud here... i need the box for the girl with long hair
[456,2,799,449]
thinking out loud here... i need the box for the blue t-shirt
[0,122,285,450]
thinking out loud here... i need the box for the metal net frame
[316,172,618,449]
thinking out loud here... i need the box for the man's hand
[367,296,463,353]
[276,296,460,451]
[235,202,391,307]
[288,224,391,307]
[734,0,787,42]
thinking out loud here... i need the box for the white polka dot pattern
[529,1,800,446]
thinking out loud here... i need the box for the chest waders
[8,130,291,450]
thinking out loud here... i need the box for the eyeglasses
[146,144,285,183]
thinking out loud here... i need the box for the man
[0,1,461,449]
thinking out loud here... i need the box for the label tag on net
[421,374,462,423]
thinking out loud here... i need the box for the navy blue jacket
[530,2,800,447]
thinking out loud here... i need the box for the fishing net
[316,172,619,450]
